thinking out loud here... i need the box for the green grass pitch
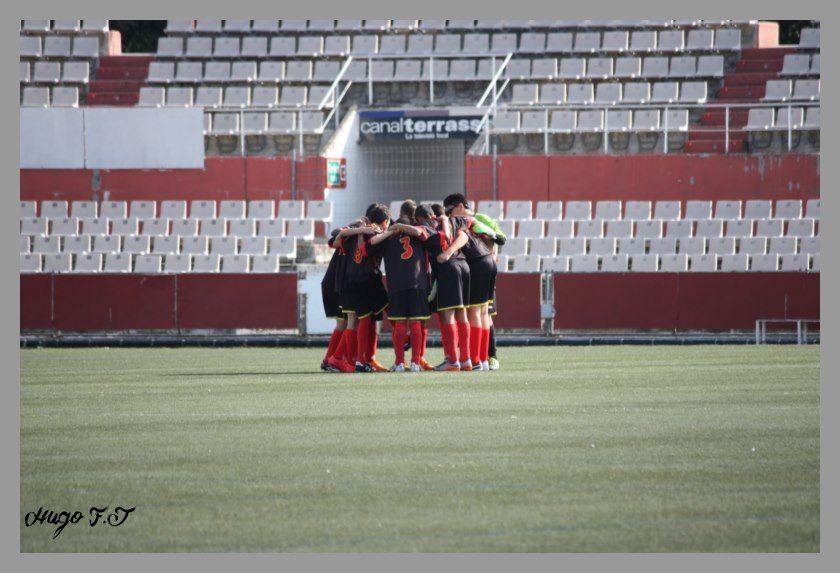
[20,345,819,552]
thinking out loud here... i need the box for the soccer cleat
[488,357,500,370]
[355,362,374,373]
[368,357,390,372]
[320,360,329,371]
[460,359,473,371]
[390,363,406,372]
[481,361,490,371]
[418,358,436,371]
[435,360,461,372]
[471,362,482,371]
[321,360,339,373]
[328,356,354,373]
[409,362,422,372]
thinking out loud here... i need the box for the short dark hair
[368,204,390,225]
[365,203,379,218]
[443,193,468,210]
[399,200,417,223]
[414,204,433,221]
[431,203,445,217]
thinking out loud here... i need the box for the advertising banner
[359,110,483,142]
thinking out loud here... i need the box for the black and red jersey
[339,233,382,286]
[421,219,468,262]
[451,216,493,260]
[369,224,431,293]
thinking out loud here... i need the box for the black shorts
[341,277,389,318]
[467,255,497,307]
[388,289,431,321]
[321,282,342,320]
[436,258,470,312]
[488,294,497,316]
[428,285,437,314]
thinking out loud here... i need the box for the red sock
[341,329,357,363]
[421,324,429,359]
[357,317,371,364]
[457,321,471,364]
[368,320,378,361]
[442,323,458,364]
[480,328,490,363]
[469,324,481,364]
[409,321,423,365]
[325,329,343,361]
[392,322,407,365]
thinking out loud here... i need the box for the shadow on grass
[163,371,334,377]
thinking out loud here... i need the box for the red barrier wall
[553,273,819,331]
[493,273,542,330]
[21,274,299,332]
[20,157,325,205]
[465,154,820,208]
[177,274,298,330]
[20,275,52,329]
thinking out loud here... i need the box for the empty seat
[287,220,314,239]
[181,236,209,254]
[540,83,565,104]
[529,238,556,257]
[588,238,617,256]
[200,220,227,237]
[720,254,748,272]
[20,36,41,58]
[714,200,742,220]
[43,253,73,273]
[782,54,811,76]
[297,36,323,56]
[139,86,165,107]
[750,254,779,272]
[755,219,783,238]
[546,220,574,239]
[511,84,539,105]
[658,254,687,272]
[570,254,599,272]
[559,58,586,80]
[152,236,180,255]
[648,237,677,255]
[220,254,249,273]
[214,37,240,58]
[679,81,707,103]
[307,201,333,221]
[586,58,613,79]
[186,37,212,57]
[134,255,162,273]
[576,110,603,131]
[775,199,803,219]
[250,254,279,273]
[210,236,237,255]
[531,58,557,79]
[658,30,684,52]
[776,107,804,130]
[725,220,753,238]
[780,254,809,271]
[742,200,772,220]
[685,201,712,220]
[223,86,250,107]
[688,254,717,272]
[615,57,642,78]
[123,235,150,254]
[546,32,573,52]
[224,20,253,32]
[41,201,68,218]
[43,36,71,57]
[643,57,669,78]
[542,256,569,273]
[502,238,528,256]
[746,108,774,130]
[623,82,651,104]
[577,220,604,238]
[258,220,286,237]
[625,201,652,220]
[564,201,591,221]
[163,254,191,273]
[573,32,600,53]
[549,110,576,131]
[33,236,61,254]
[792,79,820,101]
[73,252,102,273]
[558,238,586,256]
[708,237,736,255]
[195,19,223,33]
[62,62,89,83]
[651,81,679,103]
[606,220,633,239]
[666,220,693,239]
[697,55,724,77]
[595,82,622,104]
[268,237,297,259]
[669,56,696,77]
[799,237,820,255]
[787,219,815,237]
[739,237,767,255]
[518,220,544,238]
[763,80,792,101]
[193,254,221,273]
[171,219,199,236]
[695,220,724,238]
[477,201,504,219]
[635,220,663,239]
[351,35,378,55]
[798,28,820,49]
[228,219,256,237]
[617,238,645,255]
[629,254,658,272]
[32,62,60,83]
[510,255,541,273]
[805,199,820,219]
[104,253,132,273]
[219,201,246,219]
[594,201,621,220]
[278,200,305,219]
[535,201,562,220]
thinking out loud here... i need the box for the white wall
[19,108,204,169]
[20,108,85,168]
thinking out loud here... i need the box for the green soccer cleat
[488,357,500,370]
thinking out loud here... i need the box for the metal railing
[755,319,819,345]
[481,100,820,155]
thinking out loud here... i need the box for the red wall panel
[493,273,542,329]
[553,272,819,331]
[20,274,53,329]
[177,274,298,330]
[554,273,680,330]
[497,156,549,204]
[465,155,493,203]
[20,170,94,202]
[244,157,293,200]
[53,275,176,331]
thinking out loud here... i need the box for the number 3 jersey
[368,224,431,294]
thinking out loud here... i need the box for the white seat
[782,54,811,76]
[43,36,71,58]
[159,201,186,220]
[200,220,227,237]
[606,221,633,239]
[219,201,246,219]
[192,255,221,273]
[659,254,687,272]
[258,220,286,238]
[625,201,651,220]
[594,201,621,220]
[195,19,223,33]
[214,37,240,58]
[755,219,783,238]
[586,58,613,79]
[629,254,658,272]
[708,237,736,255]
[750,254,779,272]
[559,58,586,80]
[600,254,628,272]
[41,201,69,218]
[669,56,696,77]
[573,32,601,53]
[567,84,594,104]
[185,37,212,58]
[247,201,275,219]
[763,80,792,102]
[287,220,315,240]
[588,238,616,256]
[123,235,151,254]
[278,200,305,219]
[539,84,565,105]
[635,220,663,239]
[134,255,162,273]
[267,237,297,259]
[799,237,820,255]
[152,236,180,255]
[210,236,237,255]
[511,84,539,105]
[714,200,742,220]
[251,255,279,273]
[141,218,169,236]
[725,220,753,238]
[20,201,37,218]
[651,81,679,103]
[510,255,541,273]
[654,201,681,221]
[20,254,41,273]
[505,201,532,220]
[228,219,256,237]
[542,256,569,272]
[529,238,556,257]
[531,59,557,80]
[679,237,706,255]
[129,201,156,219]
[104,253,132,273]
[658,30,684,52]
[20,235,31,254]
[549,110,576,131]
[240,237,267,255]
[564,201,591,221]
[477,201,504,219]
[602,31,629,52]
[775,200,803,219]
[744,200,772,220]
[518,220,544,238]
[648,238,677,255]
[546,220,574,239]
[576,221,604,238]
[720,254,748,272]
[615,57,642,78]
[685,201,712,220]
[697,55,724,77]
[80,218,109,235]
[546,32,573,52]
[715,29,741,50]
[618,238,646,255]
[739,238,767,255]
[695,220,723,238]
[43,253,73,273]
[231,61,257,83]
[792,80,819,101]
[306,201,333,221]
[689,254,717,272]
[241,37,268,58]
[73,253,102,273]
[69,201,97,218]
[139,86,166,107]
[679,81,707,103]
[799,28,820,48]
[535,201,562,220]
[780,254,809,272]
[786,219,815,237]
[50,218,79,236]
[171,219,199,237]
[666,220,693,238]
[805,199,820,219]
[769,237,797,255]
[164,254,192,273]
[181,236,209,255]
[595,83,622,105]
[33,236,61,254]
[570,255,599,272]
[502,238,528,256]
[221,254,250,273]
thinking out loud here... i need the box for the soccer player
[415,205,472,371]
[368,201,434,372]
[443,194,503,371]
[338,204,391,373]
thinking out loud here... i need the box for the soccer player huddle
[320,194,506,373]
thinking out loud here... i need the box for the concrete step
[723,72,778,87]
[736,59,784,73]
[85,92,140,106]
[684,139,748,153]
[88,80,145,93]
[717,85,766,100]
